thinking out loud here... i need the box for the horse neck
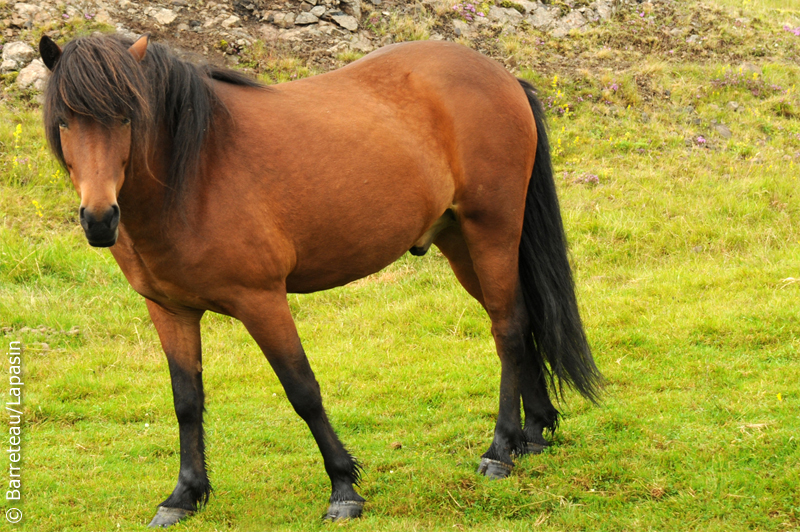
[117,123,179,243]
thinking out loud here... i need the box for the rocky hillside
[0,0,631,90]
[2,0,796,100]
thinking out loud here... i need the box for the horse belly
[284,176,451,293]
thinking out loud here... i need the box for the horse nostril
[79,206,86,221]
[107,204,120,225]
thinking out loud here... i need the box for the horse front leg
[145,300,209,528]
[237,290,365,520]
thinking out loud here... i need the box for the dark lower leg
[161,359,210,511]
[519,335,559,451]
[480,327,528,473]
[271,354,363,508]
[145,301,208,527]
[306,413,364,504]
[240,294,364,519]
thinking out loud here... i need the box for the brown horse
[39,33,601,527]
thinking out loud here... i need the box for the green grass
[2,1,800,530]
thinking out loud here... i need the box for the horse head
[40,34,150,247]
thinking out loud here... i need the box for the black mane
[43,34,264,206]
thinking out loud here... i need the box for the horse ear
[39,36,62,71]
[128,34,149,63]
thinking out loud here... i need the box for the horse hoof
[324,500,364,521]
[513,441,548,456]
[523,441,547,455]
[477,457,513,479]
[148,506,193,528]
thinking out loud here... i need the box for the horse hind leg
[519,331,559,454]
[434,224,528,479]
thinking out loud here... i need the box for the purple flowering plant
[452,3,486,22]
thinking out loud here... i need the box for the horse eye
[58,119,68,129]
[121,117,131,126]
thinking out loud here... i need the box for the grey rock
[296,12,319,25]
[453,19,475,38]
[301,2,314,12]
[12,2,48,26]
[488,6,523,26]
[14,3,41,20]
[332,14,358,31]
[95,9,115,25]
[727,101,740,112]
[341,0,362,21]
[686,34,700,44]
[369,0,382,4]
[713,123,732,139]
[350,32,374,52]
[203,16,221,28]
[0,60,18,74]
[516,1,539,15]
[151,8,178,25]
[328,41,349,54]
[177,23,190,32]
[222,15,241,28]
[279,28,307,42]
[551,10,588,38]
[16,58,48,91]
[591,0,617,20]
[115,24,139,41]
[311,5,327,17]
[2,42,35,66]
[740,62,761,76]
[281,12,296,28]
[527,5,558,30]
[317,21,338,35]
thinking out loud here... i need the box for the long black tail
[517,79,603,403]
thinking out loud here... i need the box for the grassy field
[1,0,800,530]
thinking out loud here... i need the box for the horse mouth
[86,230,118,248]
[88,238,117,248]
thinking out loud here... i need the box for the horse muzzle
[80,204,120,247]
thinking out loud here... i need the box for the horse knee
[286,386,324,421]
